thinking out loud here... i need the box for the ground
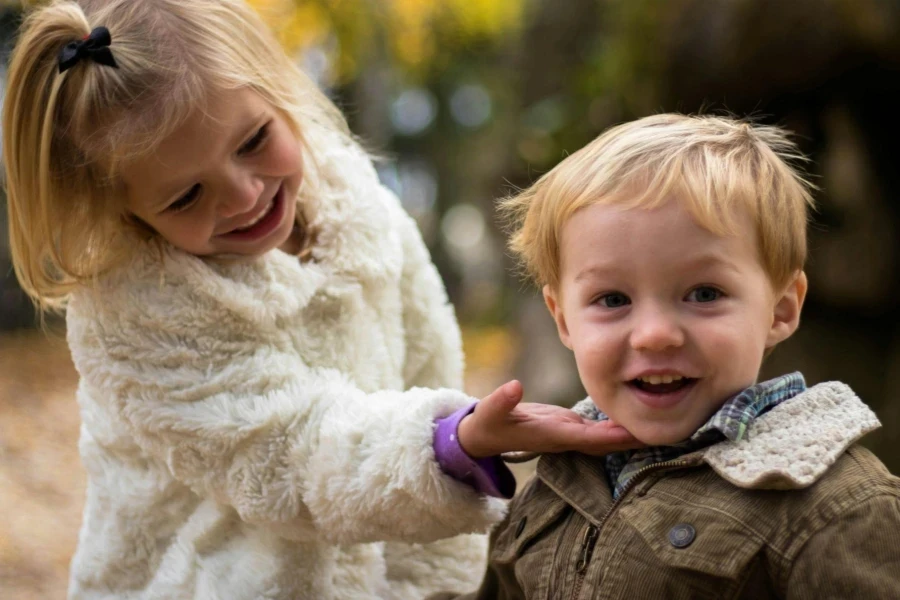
[0,331,82,600]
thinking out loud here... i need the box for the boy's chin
[621,421,697,447]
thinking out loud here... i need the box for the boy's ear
[543,284,573,350]
[766,270,808,348]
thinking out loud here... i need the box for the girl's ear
[766,270,808,348]
[543,284,573,350]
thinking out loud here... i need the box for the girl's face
[121,88,303,258]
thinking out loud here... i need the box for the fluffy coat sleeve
[66,255,505,548]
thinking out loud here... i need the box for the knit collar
[601,372,807,498]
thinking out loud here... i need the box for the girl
[3,1,636,598]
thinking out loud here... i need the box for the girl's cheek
[273,130,303,166]
[288,143,304,170]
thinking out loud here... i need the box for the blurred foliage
[248,0,526,82]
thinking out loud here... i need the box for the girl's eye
[168,184,201,213]
[686,286,723,303]
[238,123,270,156]
[596,292,631,308]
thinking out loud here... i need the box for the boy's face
[543,198,807,446]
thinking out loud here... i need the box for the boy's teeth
[638,375,684,385]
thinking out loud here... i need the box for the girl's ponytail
[4,0,357,313]
[4,2,120,312]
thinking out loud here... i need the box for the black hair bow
[58,26,118,73]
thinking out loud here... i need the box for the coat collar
[536,381,880,525]
[700,381,880,489]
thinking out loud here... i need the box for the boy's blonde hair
[501,114,816,291]
[4,0,349,312]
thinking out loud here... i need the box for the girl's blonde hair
[500,114,816,291]
[4,0,350,312]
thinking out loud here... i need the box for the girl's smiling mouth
[218,183,286,241]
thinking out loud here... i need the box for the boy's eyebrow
[573,264,622,283]
[572,252,743,283]
[680,252,745,275]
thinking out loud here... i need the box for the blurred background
[2,0,900,597]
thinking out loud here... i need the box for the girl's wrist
[457,414,489,459]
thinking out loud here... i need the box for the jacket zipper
[569,458,692,599]
[570,524,599,600]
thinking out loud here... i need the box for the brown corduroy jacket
[432,382,900,600]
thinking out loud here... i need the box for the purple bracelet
[433,402,516,499]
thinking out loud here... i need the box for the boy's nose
[629,307,685,352]
[218,170,265,218]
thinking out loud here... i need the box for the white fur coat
[65,136,506,599]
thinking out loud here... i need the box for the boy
[440,114,900,599]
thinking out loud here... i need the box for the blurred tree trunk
[0,8,37,331]
[0,241,36,331]
[506,0,601,406]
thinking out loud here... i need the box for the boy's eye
[168,183,201,213]
[238,123,270,156]
[686,286,723,303]
[596,292,631,308]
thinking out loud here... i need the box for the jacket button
[515,517,527,538]
[668,523,696,548]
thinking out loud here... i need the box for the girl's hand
[457,380,644,459]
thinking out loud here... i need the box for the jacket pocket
[494,484,570,563]
[619,497,766,588]
[489,481,571,598]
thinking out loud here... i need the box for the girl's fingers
[479,380,523,420]
[499,380,523,403]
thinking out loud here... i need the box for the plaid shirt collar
[600,372,807,499]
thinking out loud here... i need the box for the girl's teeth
[235,201,272,231]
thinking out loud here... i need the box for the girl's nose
[629,306,685,352]
[217,168,265,218]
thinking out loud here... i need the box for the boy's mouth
[628,375,698,395]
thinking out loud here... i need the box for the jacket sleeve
[786,494,900,599]
[384,184,467,391]
[66,291,506,547]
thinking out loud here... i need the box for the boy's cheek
[570,323,618,356]
[700,328,767,377]
[572,346,618,391]
[576,366,621,419]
